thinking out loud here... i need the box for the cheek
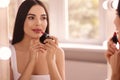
[24,20,34,29]
[116,22,120,28]
[114,19,120,27]
[24,26,29,35]
[24,21,28,31]
[43,21,48,30]
[24,26,27,32]
[24,22,32,34]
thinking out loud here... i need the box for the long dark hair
[117,0,120,17]
[12,0,49,44]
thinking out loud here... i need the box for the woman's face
[24,5,47,39]
[114,15,120,34]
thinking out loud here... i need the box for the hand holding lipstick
[44,36,59,61]
[106,32,119,61]
[105,32,120,80]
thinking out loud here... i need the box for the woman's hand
[105,38,117,63]
[105,38,120,80]
[44,36,59,62]
[44,36,65,80]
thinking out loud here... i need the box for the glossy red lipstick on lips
[32,29,44,34]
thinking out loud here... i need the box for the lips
[32,29,43,34]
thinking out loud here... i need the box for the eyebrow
[41,14,47,17]
[27,13,35,16]
[27,13,47,17]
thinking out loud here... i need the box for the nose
[114,19,116,25]
[36,18,41,26]
[114,16,117,25]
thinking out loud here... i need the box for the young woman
[105,0,120,80]
[10,0,65,80]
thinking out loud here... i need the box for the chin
[31,36,40,39]
[30,34,42,39]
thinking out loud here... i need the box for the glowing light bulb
[103,0,108,10]
[111,0,118,9]
[0,47,11,60]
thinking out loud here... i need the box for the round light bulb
[111,0,118,9]
[0,47,11,60]
[102,0,108,10]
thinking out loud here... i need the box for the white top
[10,45,50,80]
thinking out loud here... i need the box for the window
[49,0,107,45]
[68,0,99,43]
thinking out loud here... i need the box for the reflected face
[114,15,120,33]
[24,5,47,39]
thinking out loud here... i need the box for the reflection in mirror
[1,0,120,80]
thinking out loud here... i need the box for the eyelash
[28,16,34,20]
[41,16,47,20]
[27,16,47,21]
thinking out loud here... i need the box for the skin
[105,15,120,80]
[10,5,65,80]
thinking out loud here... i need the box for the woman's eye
[28,16,34,20]
[41,16,47,20]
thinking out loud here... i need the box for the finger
[46,39,54,44]
[49,36,58,44]
[107,41,117,53]
[44,42,52,49]
[33,47,45,54]
[44,38,58,46]
[105,50,113,58]
[44,36,58,45]
[38,48,47,53]
[105,51,113,63]
[44,39,57,50]
[108,46,115,54]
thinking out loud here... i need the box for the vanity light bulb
[102,0,108,10]
[111,0,118,9]
[0,47,11,60]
